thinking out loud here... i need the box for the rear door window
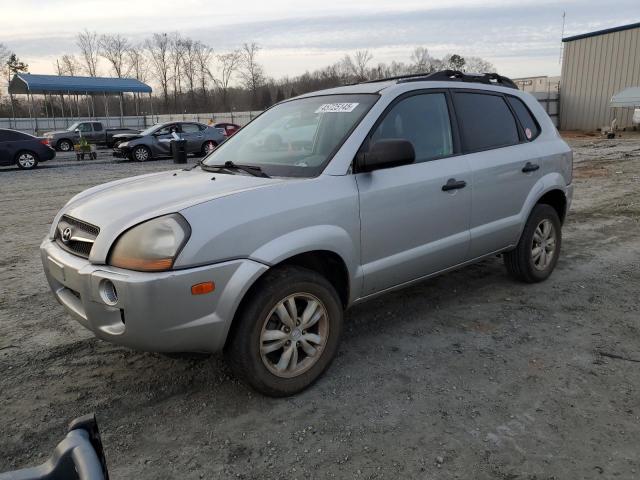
[507,96,541,140]
[0,130,30,141]
[92,122,103,131]
[181,123,201,134]
[369,92,453,163]
[453,92,519,152]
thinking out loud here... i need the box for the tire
[504,204,562,283]
[57,139,73,152]
[131,145,151,162]
[201,140,217,156]
[225,266,344,397]
[15,151,39,170]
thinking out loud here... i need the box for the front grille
[55,215,100,258]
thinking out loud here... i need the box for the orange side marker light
[191,281,215,295]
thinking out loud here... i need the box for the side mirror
[74,129,80,133]
[357,139,415,173]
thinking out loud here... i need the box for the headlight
[109,214,191,272]
[118,142,129,148]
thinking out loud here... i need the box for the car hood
[53,169,286,262]
[112,133,142,141]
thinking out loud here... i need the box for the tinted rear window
[507,96,541,140]
[0,130,31,141]
[92,123,103,131]
[453,92,519,152]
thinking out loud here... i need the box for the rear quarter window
[453,92,520,152]
[507,96,541,141]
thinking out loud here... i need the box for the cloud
[4,0,639,78]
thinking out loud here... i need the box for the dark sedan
[0,128,56,170]
[112,121,226,161]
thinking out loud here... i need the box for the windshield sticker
[315,103,359,114]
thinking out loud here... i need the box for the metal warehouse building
[560,22,640,131]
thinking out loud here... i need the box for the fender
[249,224,362,303]
[516,172,570,240]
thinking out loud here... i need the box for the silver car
[41,71,573,396]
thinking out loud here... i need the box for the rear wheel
[504,204,562,283]
[16,151,39,170]
[57,139,73,152]
[225,266,343,397]
[131,145,151,162]
[201,140,217,156]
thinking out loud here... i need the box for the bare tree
[216,50,241,110]
[0,44,10,99]
[194,42,214,105]
[411,46,432,73]
[169,33,186,109]
[59,54,82,76]
[463,56,495,73]
[180,38,198,103]
[127,44,148,83]
[352,50,373,81]
[99,34,130,78]
[239,43,265,109]
[76,29,100,76]
[145,33,171,105]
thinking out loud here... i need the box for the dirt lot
[1,136,640,479]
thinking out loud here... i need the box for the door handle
[441,178,467,191]
[522,162,540,173]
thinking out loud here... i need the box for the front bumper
[41,238,268,353]
[112,147,129,159]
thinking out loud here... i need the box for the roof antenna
[559,11,566,65]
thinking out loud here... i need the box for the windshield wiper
[183,159,203,171]
[202,161,270,178]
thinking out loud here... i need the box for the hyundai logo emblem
[61,227,72,243]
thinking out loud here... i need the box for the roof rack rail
[361,70,519,90]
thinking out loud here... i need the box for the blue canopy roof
[9,73,152,95]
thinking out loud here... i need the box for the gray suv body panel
[41,80,573,352]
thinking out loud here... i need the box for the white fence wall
[0,111,262,135]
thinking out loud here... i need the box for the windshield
[66,122,80,131]
[139,124,162,136]
[203,94,378,177]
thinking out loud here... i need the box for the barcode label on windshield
[315,103,359,113]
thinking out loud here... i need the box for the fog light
[99,279,118,305]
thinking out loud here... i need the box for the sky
[0,0,639,82]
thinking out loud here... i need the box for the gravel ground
[1,136,640,479]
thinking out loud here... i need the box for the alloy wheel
[531,219,556,270]
[17,153,36,169]
[134,147,149,162]
[259,293,329,378]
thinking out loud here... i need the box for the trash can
[172,139,187,164]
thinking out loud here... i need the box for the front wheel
[225,266,343,397]
[504,204,562,283]
[16,151,39,170]
[131,145,151,162]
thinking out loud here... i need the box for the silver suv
[41,71,573,396]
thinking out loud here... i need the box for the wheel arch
[223,249,351,350]
[536,188,568,224]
